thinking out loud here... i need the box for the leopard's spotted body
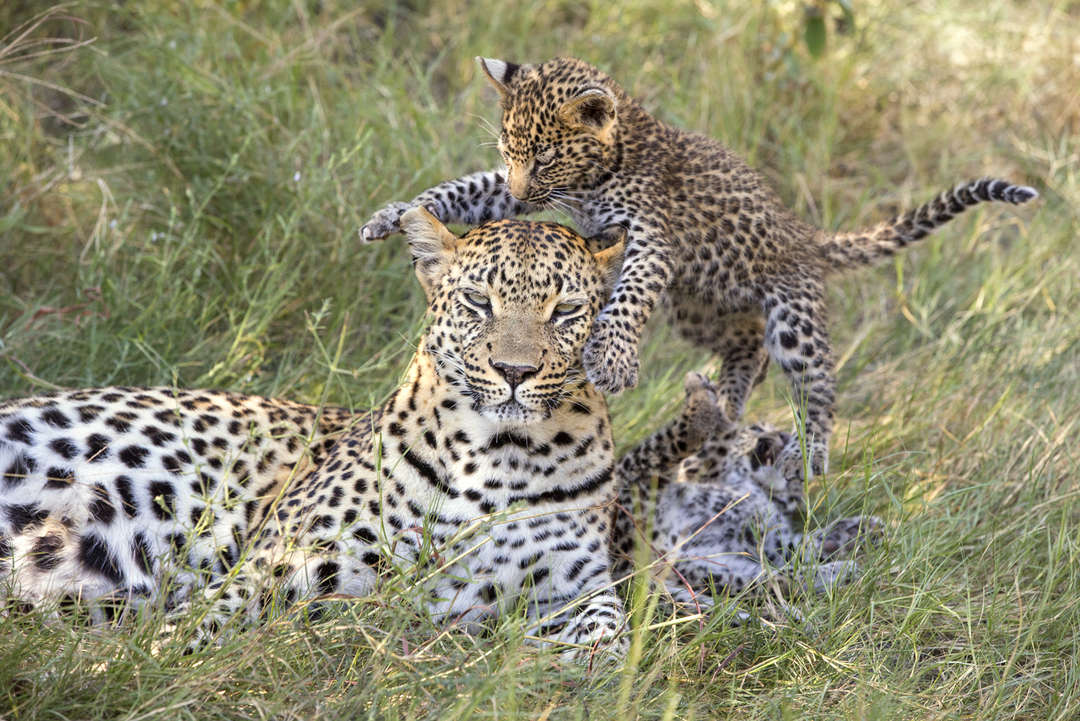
[362,56,1038,479]
[611,373,880,610]
[0,211,629,660]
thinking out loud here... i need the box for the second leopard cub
[362,56,1038,478]
[611,373,880,611]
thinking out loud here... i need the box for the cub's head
[400,208,623,424]
[687,422,803,520]
[476,56,620,204]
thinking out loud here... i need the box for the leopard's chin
[476,399,549,425]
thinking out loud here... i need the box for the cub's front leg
[360,170,539,241]
[582,218,674,393]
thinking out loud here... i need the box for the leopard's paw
[359,201,413,243]
[582,319,639,394]
[776,437,828,481]
[680,372,733,442]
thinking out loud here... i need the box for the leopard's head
[476,56,621,205]
[401,208,623,424]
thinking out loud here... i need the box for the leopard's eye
[535,146,555,166]
[551,300,584,320]
[464,290,491,310]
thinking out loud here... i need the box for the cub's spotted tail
[819,178,1038,271]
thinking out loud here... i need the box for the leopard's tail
[818,178,1037,271]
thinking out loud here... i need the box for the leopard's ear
[400,207,461,298]
[592,237,625,295]
[476,57,530,96]
[559,87,617,142]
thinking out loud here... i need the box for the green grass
[1,1,1076,719]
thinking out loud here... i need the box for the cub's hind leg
[673,306,769,421]
[761,282,836,479]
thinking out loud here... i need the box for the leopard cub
[362,55,1038,480]
[611,372,881,611]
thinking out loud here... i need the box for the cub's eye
[534,147,555,166]
[551,301,584,320]
[463,290,491,310]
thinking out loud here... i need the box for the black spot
[399,445,458,498]
[6,503,48,533]
[85,433,111,462]
[44,466,75,490]
[3,454,35,488]
[104,416,131,433]
[779,331,798,350]
[88,484,116,524]
[565,557,588,582]
[115,475,138,517]
[162,454,183,475]
[6,419,35,445]
[132,532,154,574]
[77,405,104,423]
[143,425,177,447]
[312,515,335,531]
[527,567,550,586]
[353,526,377,544]
[32,534,64,571]
[119,445,150,469]
[166,533,186,556]
[148,481,176,520]
[48,438,78,460]
[78,533,124,584]
[41,409,72,429]
[552,431,574,446]
[478,584,497,604]
[315,562,339,595]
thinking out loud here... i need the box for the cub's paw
[809,559,861,594]
[582,319,639,394]
[776,437,827,481]
[359,201,413,243]
[680,372,733,448]
[816,515,884,558]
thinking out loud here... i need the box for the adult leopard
[0,210,627,660]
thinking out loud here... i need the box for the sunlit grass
[1,1,1076,719]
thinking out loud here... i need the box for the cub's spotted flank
[611,373,881,610]
[1,210,629,661]
[361,56,1038,480]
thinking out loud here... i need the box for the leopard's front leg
[543,585,628,664]
[360,170,540,241]
[583,218,673,393]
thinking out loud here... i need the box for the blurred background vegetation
[0,2,1076,719]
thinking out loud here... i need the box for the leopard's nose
[491,361,539,390]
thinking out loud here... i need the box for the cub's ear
[591,236,625,295]
[559,87,617,142]
[584,225,628,254]
[476,57,531,96]
[400,207,461,297]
